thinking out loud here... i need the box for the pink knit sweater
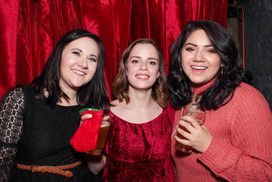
[171,82,272,181]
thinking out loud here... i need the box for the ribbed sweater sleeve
[198,83,272,181]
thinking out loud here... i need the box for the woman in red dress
[103,38,175,181]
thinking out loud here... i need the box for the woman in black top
[0,29,109,182]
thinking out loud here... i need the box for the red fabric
[0,0,228,99]
[70,109,103,152]
[0,1,19,96]
[171,83,272,181]
[104,109,175,181]
[166,101,176,126]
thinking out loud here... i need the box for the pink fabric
[0,0,228,99]
[104,109,175,181]
[171,82,272,181]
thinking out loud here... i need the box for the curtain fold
[0,0,228,99]
[0,1,19,96]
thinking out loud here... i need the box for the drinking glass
[175,105,206,153]
[70,108,110,155]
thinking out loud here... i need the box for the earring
[220,66,224,75]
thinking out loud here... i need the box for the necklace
[183,94,206,125]
[188,94,201,114]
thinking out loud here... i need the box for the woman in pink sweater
[168,20,272,181]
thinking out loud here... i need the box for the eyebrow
[89,54,98,58]
[129,56,159,61]
[71,48,82,52]
[71,48,98,58]
[184,43,213,48]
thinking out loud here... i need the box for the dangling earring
[220,66,224,75]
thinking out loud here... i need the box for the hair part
[113,38,168,107]
[168,20,245,110]
[32,29,109,109]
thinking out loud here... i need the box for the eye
[130,59,140,64]
[148,60,158,66]
[72,51,80,56]
[185,47,194,52]
[88,57,97,62]
[207,49,217,54]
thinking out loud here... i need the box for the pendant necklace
[188,94,202,114]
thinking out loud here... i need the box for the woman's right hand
[102,115,110,123]
[175,115,212,153]
[81,114,109,124]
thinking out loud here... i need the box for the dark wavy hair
[113,38,168,107]
[168,20,245,110]
[32,29,109,109]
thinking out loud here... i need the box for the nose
[193,50,204,62]
[139,60,147,70]
[78,57,88,68]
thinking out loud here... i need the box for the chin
[191,78,211,85]
[130,84,153,91]
[188,77,204,84]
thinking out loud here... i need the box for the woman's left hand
[87,154,106,175]
[175,115,212,153]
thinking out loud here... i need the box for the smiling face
[181,29,222,86]
[126,43,160,91]
[59,37,99,92]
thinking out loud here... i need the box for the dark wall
[242,0,272,108]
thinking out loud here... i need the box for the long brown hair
[113,38,167,107]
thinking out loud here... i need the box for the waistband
[17,161,81,177]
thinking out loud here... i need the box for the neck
[58,96,78,106]
[126,88,154,109]
[58,85,78,106]
[190,77,217,95]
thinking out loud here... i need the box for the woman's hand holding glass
[175,114,212,153]
[81,113,110,156]
[81,114,110,124]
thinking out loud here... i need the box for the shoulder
[1,86,25,103]
[110,99,123,109]
[110,99,120,106]
[235,82,262,95]
[233,83,269,104]
[0,86,28,115]
[225,84,272,138]
[231,82,271,116]
[110,99,124,115]
[0,86,25,120]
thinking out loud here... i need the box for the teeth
[136,74,149,79]
[191,66,206,70]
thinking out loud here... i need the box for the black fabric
[0,86,101,182]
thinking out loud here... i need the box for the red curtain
[0,0,228,99]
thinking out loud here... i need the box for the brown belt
[17,161,81,177]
